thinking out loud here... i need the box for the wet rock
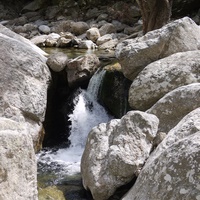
[99,63,132,118]
[128,50,200,111]
[81,111,159,200]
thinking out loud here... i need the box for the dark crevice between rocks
[42,66,90,149]
[108,176,137,200]
[43,69,71,148]
[99,69,132,119]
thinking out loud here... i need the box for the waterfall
[37,69,112,175]
[68,69,107,147]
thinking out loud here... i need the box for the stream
[37,48,114,199]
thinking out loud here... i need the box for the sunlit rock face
[81,111,159,200]
[147,83,200,133]
[128,50,200,111]
[116,17,200,81]
[0,25,50,199]
[66,54,100,87]
[0,120,38,200]
[122,108,200,200]
[0,24,50,151]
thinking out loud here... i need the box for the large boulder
[0,118,37,200]
[81,111,159,200]
[147,83,200,133]
[0,24,51,151]
[66,54,100,86]
[0,24,47,57]
[149,107,200,163]
[115,17,200,80]
[122,108,200,200]
[128,50,200,111]
[0,24,50,200]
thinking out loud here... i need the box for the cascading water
[37,69,112,177]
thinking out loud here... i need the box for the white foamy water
[37,69,112,175]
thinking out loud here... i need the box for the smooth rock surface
[0,24,47,57]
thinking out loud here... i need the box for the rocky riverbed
[0,0,200,200]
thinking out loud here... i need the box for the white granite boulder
[147,83,200,133]
[0,25,51,151]
[116,17,200,80]
[123,108,200,200]
[81,111,159,200]
[128,50,200,111]
[0,118,37,200]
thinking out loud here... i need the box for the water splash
[37,69,112,176]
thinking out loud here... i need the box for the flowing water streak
[38,69,112,175]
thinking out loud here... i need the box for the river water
[37,48,114,199]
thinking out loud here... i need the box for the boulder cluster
[0,0,200,200]
[1,1,142,51]
[81,17,200,200]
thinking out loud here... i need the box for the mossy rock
[99,63,132,118]
[38,186,66,200]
